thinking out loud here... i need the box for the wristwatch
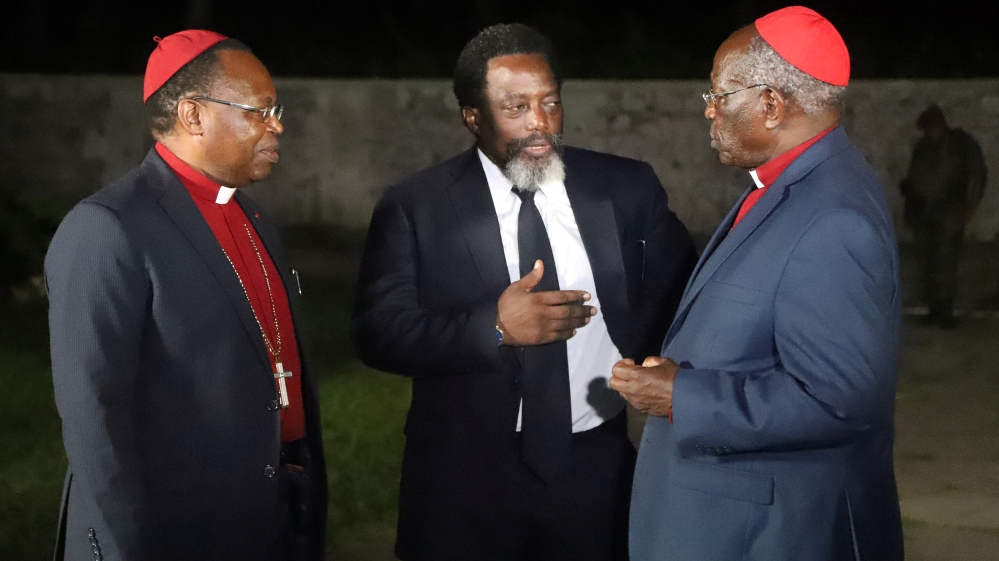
[495,324,505,347]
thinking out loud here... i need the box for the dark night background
[2,0,997,79]
[4,2,999,559]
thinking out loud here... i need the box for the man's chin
[715,150,743,168]
[244,164,275,185]
[517,151,553,167]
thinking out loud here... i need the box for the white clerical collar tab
[749,169,764,189]
[215,186,237,204]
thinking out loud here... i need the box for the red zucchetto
[755,6,850,87]
[143,30,227,103]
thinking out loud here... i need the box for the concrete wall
[2,75,998,240]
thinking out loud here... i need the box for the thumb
[517,260,543,292]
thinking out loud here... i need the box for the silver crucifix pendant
[274,362,293,409]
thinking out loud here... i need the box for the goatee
[503,133,565,192]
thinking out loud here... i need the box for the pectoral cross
[274,363,293,409]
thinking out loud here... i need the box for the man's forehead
[486,54,554,82]
[484,54,557,99]
[712,26,755,81]
[213,50,276,100]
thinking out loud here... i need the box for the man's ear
[176,98,205,136]
[461,106,480,136]
[762,87,787,130]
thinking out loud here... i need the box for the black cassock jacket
[46,149,327,561]
[351,146,696,559]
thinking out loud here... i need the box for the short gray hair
[731,35,846,115]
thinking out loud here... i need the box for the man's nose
[704,102,716,120]
[526,103,548,131]
[267,115,284,135]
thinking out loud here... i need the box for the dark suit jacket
[45,149,327,561]
[630,127,904,561]
[351,146,696,557]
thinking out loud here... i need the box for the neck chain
[221,223,282,363]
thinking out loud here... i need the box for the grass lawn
[0,342,66,559]
[321,364,409,547]
[0,295,410,559]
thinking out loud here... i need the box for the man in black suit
[352,24,695,561]
[46,31,325,560]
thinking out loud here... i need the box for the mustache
[506,132,564,159]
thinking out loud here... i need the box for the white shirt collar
[748,169,765,189]
[215,186,237,204]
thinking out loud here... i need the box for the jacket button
[267,400,280,411]
[263,465,276,478]
[87,528,96,538]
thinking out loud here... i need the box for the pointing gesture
[496,260,596,346]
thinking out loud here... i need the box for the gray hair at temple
[732,35,846,115]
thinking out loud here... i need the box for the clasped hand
[610,355,679,418]
[496,260,596,346]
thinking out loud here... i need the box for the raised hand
[497,260,596,346]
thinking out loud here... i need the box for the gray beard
[503,151,566,193]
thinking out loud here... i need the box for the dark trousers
[911,215,965,322]
[396,412,636,561]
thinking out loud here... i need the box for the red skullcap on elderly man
[755,6,850,87]
[143,29,227,103]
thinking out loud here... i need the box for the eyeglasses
[190,95,284,122]
[701,84,770,105]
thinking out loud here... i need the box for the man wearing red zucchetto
[46,30,326,561]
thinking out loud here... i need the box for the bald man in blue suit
[611,9,904,561]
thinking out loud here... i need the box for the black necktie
[514,187,572,482]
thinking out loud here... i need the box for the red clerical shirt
[730,126,837,230]
[156,143,305,442]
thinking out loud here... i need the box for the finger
[548,303,596,320]
[616,391,645,412]
[612,361,640,381]
[609,375,627,392]
[514,260,544,292]
[548,316,590,332]
[538,289,591,305]
[642,355,665,367]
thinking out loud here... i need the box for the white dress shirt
[478,149,625,433]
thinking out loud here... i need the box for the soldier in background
[901,104,987,328]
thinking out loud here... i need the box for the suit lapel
[446,149,513,297]
[142,151,272,373]
[687,187,750,290]
[665,127,853,347]
[563,151,628,318]
[682,182,788,309]
[663,185,760,345]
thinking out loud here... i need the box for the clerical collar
[155,142,237,204]
[748,125,837,189]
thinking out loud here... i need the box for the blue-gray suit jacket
[630,127,904,561]
[45,149,327,561]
